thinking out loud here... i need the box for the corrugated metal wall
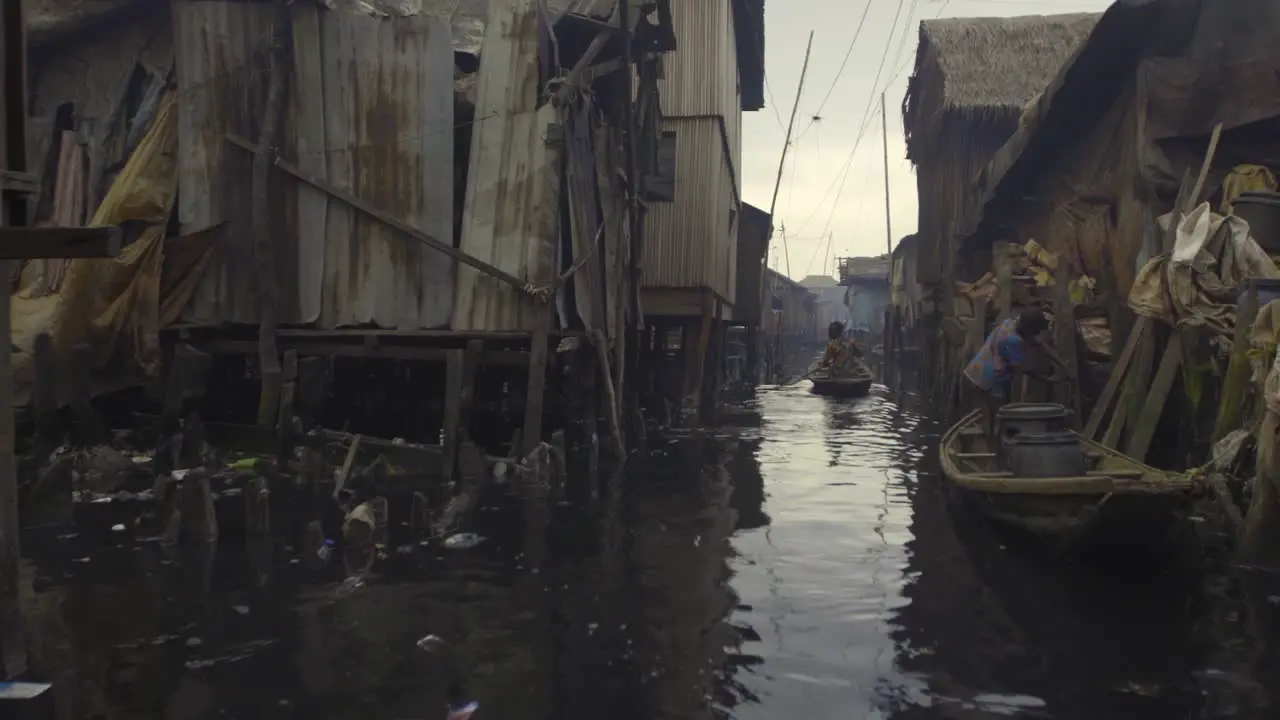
[642,117,733,291]
[452,0,559,331]
[176,3,455,329]
[643,0,743,304]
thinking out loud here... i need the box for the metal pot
[1003,431,1087,478]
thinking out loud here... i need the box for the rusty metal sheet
[178,2,454,329]
[453,0,560,331]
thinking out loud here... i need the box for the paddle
[781,365,823,387]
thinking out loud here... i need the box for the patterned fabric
[821,337,862,377]
[964,317,1027,396]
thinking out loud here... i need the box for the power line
[793,0,874,142]
[814,0,908,239]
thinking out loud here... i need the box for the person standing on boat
[964,306,1066,445]
[819,321,863,378]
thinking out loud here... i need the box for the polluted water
[8,381,1280,718]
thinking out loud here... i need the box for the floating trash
[443,533,485,551]
[446,700,479,720]
[316,540,335,563]
[417,634,446,652]
[111,524,126,532]
[0,682,52,700]
[171,469,191,481]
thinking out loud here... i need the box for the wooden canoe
[809,364,873,398]
[939,409,1198,549]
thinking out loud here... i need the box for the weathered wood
[1100,388,1131,450]
[458,339,482,440]
[179,470,218,543]
[67,343,103,445]
[31,332,57,457]
[1083,318,1147,440]
[433,440,489,536]
[995,242,1012,320]
[1051,262,1080,425]
[1208,474,1243,532]
[295,356,326,427]
[227,133,543,299]
[522,324,551,456]
[592,329,626,458]
[333,434,361,501]
[246,475,270,538]
[441,349,463,485]
[0,169,37,194]
[552,29,613,106]
[1189,122,1223,205]
[252,0,291,430]
[1125,334,1182,462]
[276,348,298,457]
[1213,283,1258,444]
[0,225,120,258]
[689,290,715,409]
[197,337,530,365]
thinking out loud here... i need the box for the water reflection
[13,384,1280,719]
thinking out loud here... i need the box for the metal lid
[996,402,1069,420]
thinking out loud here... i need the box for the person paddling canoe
[819,321,863,378]
[964,306,1066,446]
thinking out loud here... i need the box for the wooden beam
[0,224,120,258]
[522,323,550,456]
[1083,318,1147,440]
[1213,281,1258,443]
[1052,261,1080,425]
[226,133,543,299]
[0,169,36,194]
[441,350,463,486]
[195,338,529,366]
[1125,333,1182,462]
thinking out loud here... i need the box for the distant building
[837,255,891,338]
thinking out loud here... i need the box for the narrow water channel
[15,384,1280,718]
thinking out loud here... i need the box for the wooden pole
[881,91,893,379]
[765,31,814,278]
[252,0,291,427]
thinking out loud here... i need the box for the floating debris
[446,700,479,720]
[443,533,485,551]
[111,524,126,532]
[0,682,53,699]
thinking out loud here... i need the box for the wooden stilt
[1051,261,1080,425]
[690,291,715,411]
[276,349,298,458]
[592,329,626,458]
[442,349,464,485]
[67,343,104,445]
[522,324,550,457]
[31,332,58,459]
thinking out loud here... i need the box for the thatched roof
[904,13,1100,159]
[926,13,1099,112]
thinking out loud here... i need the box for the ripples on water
[15,383,1280,718]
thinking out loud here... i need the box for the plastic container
[1233,191,1280,254]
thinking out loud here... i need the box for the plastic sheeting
[1128,202,1278,340]
[9,91,215,408]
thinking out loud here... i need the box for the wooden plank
[31,332,57,457]
[196,338,529,366]
[522,323,550,456]
[226,133,542,299]
[0,225,120,258]
[1100,383,1131,450]
[441,349,463,486]
[1083,318,1147,440]
[276,349,298,457]
[1052,261,1080,425]
[1213,282,1259,443]
[0,169,36,194]
[1125,333,1182,462]
[995,241,1012,320]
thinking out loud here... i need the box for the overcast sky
[745,0,1113,280]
